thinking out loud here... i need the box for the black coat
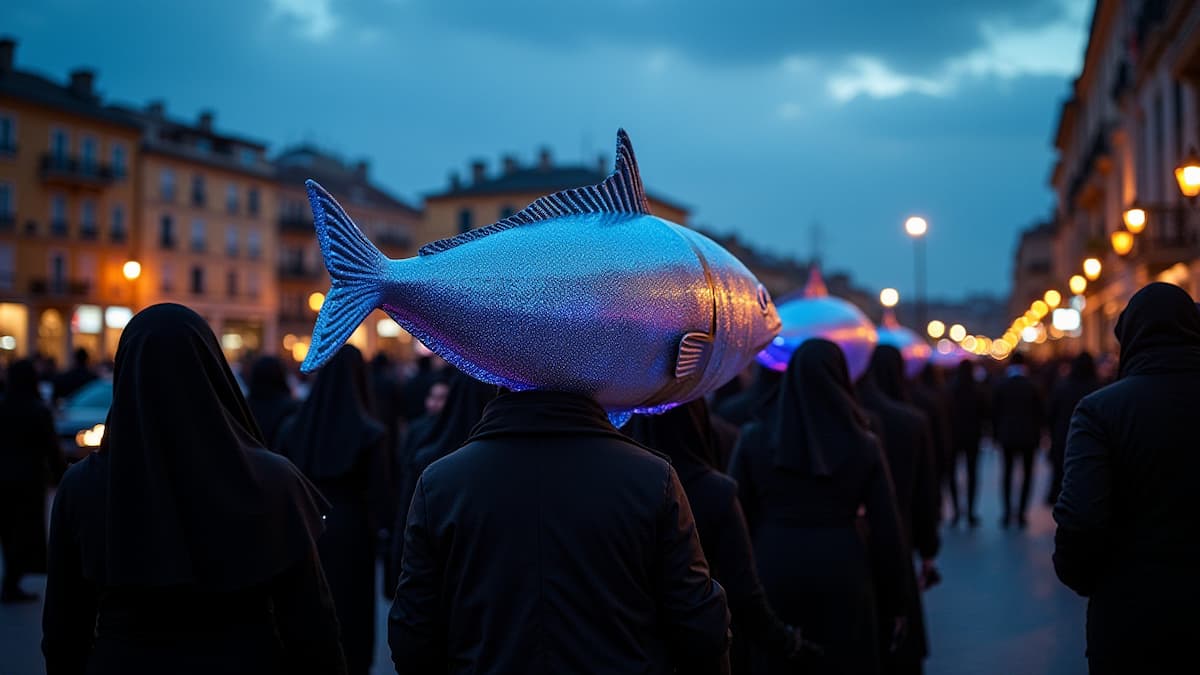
[730,422,906,675]
[947,369,987,452]
[0,390,65,576]
[42,452,346,675]
[992,372,1043,450]
[1053,283,1200,673]
[387,391,730,674]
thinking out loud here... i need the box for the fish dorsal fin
[419,129,651,256]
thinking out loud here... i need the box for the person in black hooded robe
[629,399,813,674]
[1054,283,1200,674]
[910,364,952,522]
[0,359,67,603]
[714,364,781,427]
[277,345,386,675]
[859,345,940,675]
[729,339,908,675]
[1045,352,1098,505]
[385,372,494,598]
[246,356,300,451]
[41,303,345,675]
[946,360,986,526]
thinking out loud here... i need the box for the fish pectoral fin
[675,332,713,379]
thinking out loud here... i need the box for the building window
[0,244,13,290]
[0,113,14,153]
[49,252,67,293]
[226,183,238,214]
[190,218,206,252]
[80,136,97,172]
[247,229,261,259]
[226,269,238,298]
[50,128,68,162]
[78,254,96,291]
[160,168,176,201]
[50,194,68,236]
[458,208,473,233]
[247,187,260,216]
[226,225,239,256]
[191,174,206,207]
[80,199,97,239]
[190,266,205,295]
[159,214,175,249]
[110,204,126,242]
[111,144,126,177]
[0,182,12,221]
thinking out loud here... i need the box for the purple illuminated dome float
[930,341,975,367]
[300,129,781,426]
[756,268,878,380]
[876,309,932,378]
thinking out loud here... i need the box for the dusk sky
[2,0,1092,301]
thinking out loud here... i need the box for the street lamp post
[904,216,928,329]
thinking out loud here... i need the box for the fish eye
[756,284,772,314]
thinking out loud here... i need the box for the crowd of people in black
[0,282,1196,673]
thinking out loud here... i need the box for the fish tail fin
[301,179,388,373]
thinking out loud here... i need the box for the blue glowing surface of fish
[756,271,877,381]
[301,130,781,422]
[877,310,932,378]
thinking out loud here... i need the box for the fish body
[756,270,877,380]
[302,130,780,420]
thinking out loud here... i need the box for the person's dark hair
[1010,351,1026,367]
[73,347,89,368]
[1069,351,1096,381]
[371,352,391,369]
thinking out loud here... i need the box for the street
[2,445,1087,675]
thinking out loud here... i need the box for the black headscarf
[4,359,40,404]
[1068,351,1097,382]
[417,373,497,457]
[246,356,298,450]
[1115,282,1200,378]
[766,338,875,475]
[278,345,384,481]
[626,398,722,476]
[101,303,327,591]
[713,365,782,426]
[864,345,911,403]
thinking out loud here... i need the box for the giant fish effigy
[301,129,781,425]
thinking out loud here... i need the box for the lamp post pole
[905,216,928,330]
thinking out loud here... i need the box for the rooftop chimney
[449,171,461,191]
[0,38,14,73]
[501,154,519,175]
[197,110,214,132]
[596,153,607,175]
[353,160,369,179]
[145,100,165,117]
[470,159,487,184]
[68,69,95,99]
[538,147,553,170]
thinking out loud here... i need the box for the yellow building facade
[122,103,280,364]
[0,40,142,366]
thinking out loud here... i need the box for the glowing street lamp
[308,291,325,312]
[122,260,142,281]
[948,324,966,342]
[1122,207,1146,234]
[1083,257,1102,281]
[1044,289,1062,308]
[927,320,945,339]
[880,287,900,308]
[1069,274,1088,295]
[904,216,928,237]
[1111,230,1134,256]
[1175,148,1200,198]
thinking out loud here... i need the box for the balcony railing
[279,262,322,280]
[80,224,99,241]
[29,278,91,297]
[1134,205,1200,272]
[39,154,119,187]
[50,220,69,237]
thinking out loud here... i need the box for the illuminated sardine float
[756,269,878,380]
[876,310,932,379]
[301,130,781,425]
